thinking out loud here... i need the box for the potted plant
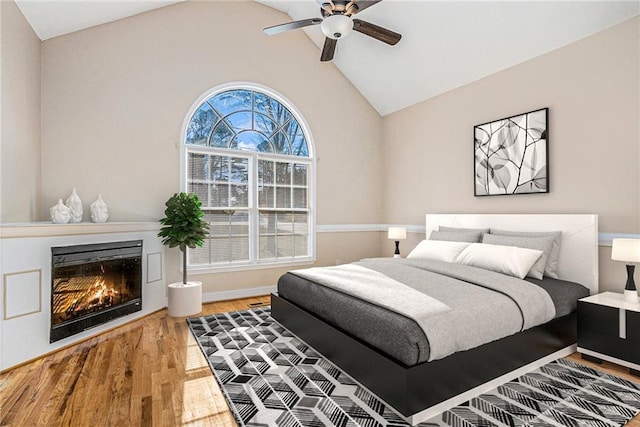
[158,192,209,285]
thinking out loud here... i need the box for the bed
[271,214,599,424]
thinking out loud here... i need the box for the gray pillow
[489,229,562,278]
[439,226,490,234]
[429,230,483,243]
[482,234,554,280]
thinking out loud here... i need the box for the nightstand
[577,292,640,376]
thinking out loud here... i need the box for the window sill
[187,258,316,275]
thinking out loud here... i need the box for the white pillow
[407,240,471,263]
[455,243,543,279]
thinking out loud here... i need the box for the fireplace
[50,240,143,343]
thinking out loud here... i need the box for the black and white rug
[187,307,640,427]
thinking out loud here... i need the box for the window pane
[226,112,253,132]
[230,237,249,262]
[211,237,231,263]
[189,183,209,207]
[271,131,291,155]
[254,92,291,124]
[259,185,274,208]
[230,211,250,235]
[211,184,229,207]
[209,90,252,117]
[186,103,218,146]
[294,235,308,257]
[231,184,248,207]
[276,187,291,208]
[276,235,293,258]
[230,158,248,184]
[254,112,278,136]
[291,131,308,157]
[209,211,250,263]
[211,156,229,182]
[190,240,211,265]
[276,163,291,185]
[293,188,307,209]
[293,213,308,235]
[188,153,208,182]
[259,160,274,185]
[232,131,272,153]
[293,164,307,186]
[209,212,230,236]
[211,122,234,148]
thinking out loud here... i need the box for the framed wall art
[474,108,548,196]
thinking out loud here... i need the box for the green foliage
[158,193,209,252]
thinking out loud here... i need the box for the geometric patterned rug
[187,307,640,427]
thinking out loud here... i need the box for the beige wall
[39,1,385,291]
[0,1,42,222]
[382,17,640,292]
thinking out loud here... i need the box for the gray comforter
[290,258,556,362]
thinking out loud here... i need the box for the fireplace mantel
[1,221,161,239]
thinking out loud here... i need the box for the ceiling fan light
[321,15,353,40]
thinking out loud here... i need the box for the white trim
[188,258,316,275]
[404,345,577,425]
[599,232,640,246]
[202,285,276,303]
[317,224,636,246]
[577,347,640,372]
[0,221,160,239]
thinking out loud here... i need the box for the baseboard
[202,285,276,303]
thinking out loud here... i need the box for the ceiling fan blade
[263,18,322,36]
[315,0,334,11]
[350,0,382,14]
[321,37,337,62]
[352,19,401,45]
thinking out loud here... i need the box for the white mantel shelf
[0,221,161,239]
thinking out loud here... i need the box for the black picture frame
[474,108,549,196]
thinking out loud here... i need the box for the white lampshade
[611,239,640,263]
[321,15,353,40]
[388,227,407,240]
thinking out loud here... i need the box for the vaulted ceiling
[14,0,640,116]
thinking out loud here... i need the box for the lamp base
[393,254,401,258]
[624,289,639,303]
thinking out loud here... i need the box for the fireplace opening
[51,240,142,343]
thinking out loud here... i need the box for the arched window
[182,84,315,270]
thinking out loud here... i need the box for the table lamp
[611,238,640,303]
[388,227,406,258]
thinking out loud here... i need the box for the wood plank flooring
[1,296,638,426]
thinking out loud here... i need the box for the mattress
[277,263,589,366]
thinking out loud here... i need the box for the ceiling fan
[263,0,402,62]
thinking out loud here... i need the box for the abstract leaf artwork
[474,108,549,196]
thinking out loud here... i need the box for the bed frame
[271,214,599,424]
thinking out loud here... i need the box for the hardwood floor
[1,296,638,426]
[0,295,270,427]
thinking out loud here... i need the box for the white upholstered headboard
[425,214,599,294]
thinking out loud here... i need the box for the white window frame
[180,82,317,274]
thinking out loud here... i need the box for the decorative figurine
[66,188,83,223]
[90,194,109,223]
[50,199,71,224]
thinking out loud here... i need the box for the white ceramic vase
[66,188,83,223]
[50,199,71,224]
[90,194,109,223]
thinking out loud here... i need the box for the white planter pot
[167,281,202,317]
